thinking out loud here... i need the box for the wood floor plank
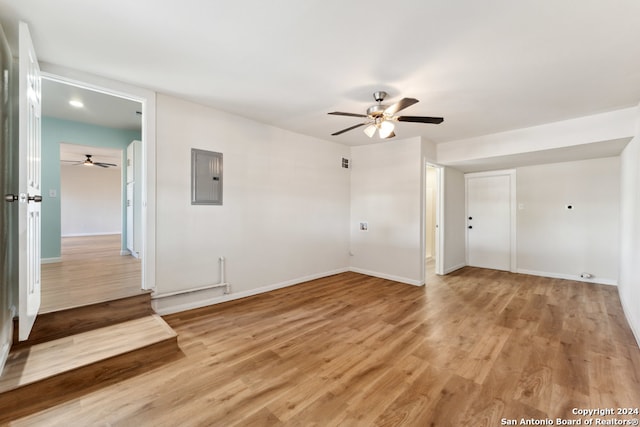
[5,268,640,426]
[0,315,175,393]
[372,364,452,426]
[427,374,482,426]
[512,335,557,413]
[457,325,511,384]
[40,235,142,313]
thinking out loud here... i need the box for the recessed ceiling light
[69,100,84,108]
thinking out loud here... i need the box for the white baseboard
[121,249,140,258]
[152,268,349,315]
[516,269,618,286]
[443,263,466,275]
[348,267,423,286]
[41,257,62,264]
[61,232,120,237]
[619,293,640,349]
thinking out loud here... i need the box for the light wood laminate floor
[13,269,640,426]
[40,235,142,313]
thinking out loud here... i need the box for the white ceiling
[42,78,142,131]
[1,1,639,147]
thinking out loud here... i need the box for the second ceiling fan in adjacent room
[62,154,117,168]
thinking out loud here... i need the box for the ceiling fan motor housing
[368,91,389,116]
[367,104,386,117]
[373,91,388,103]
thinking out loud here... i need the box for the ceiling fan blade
[328,111,368,118]
[95,162,117,167]
[331,122,368,136]
[396,115,444,124]
[384,98,418,116]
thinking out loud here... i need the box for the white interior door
[466,171,515,272]
[18,22,42,340]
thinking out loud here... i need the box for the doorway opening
[39,75,147,313]
[423,163,443,282]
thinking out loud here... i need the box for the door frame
[421,162,444,281]
[464,169,517,272]
[40,64,156,291]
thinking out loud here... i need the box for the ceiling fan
[328,91,443,139]
[62,154,118,168]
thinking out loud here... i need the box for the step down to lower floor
[12,292,154,349]
[0,314,179,423]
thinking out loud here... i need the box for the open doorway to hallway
[40,78,143,312]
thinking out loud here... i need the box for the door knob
[4,193,42,203]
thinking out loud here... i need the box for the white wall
[350,137,424,285]
[437,107,637,167]
[153,94,351,313]
[60,165,122,236]
[442,167,466,273]
[516,157,620,284]
[619,105,640,345]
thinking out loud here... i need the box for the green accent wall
[41,117,141,259]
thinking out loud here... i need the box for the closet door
[465,171,515,272]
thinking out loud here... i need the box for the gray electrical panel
[191,148,223,205]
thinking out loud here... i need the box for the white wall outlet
[359,221,369,231]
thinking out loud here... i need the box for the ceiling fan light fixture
[363,124,377,138]
[378,121,395,139]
